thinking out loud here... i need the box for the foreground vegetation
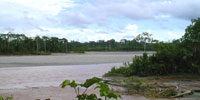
[105,18,200,77]
[60,77,121,100]
[105,76,179,98]
[0,96,13,100]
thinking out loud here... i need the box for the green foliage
[130,53,150,76]
[148,88,177,98]
[81,77,102,88]
[77,94,99,100]
[122,77,149,93]
[95,82,122,100]
[182,18,200,67]
[103,67,132,77]
[135,32,155,52]
[60,77,122,100]
[0,96,13,100]
[73,48,85,53]
[105,42,200,76]
[31,51,51,55]
[0,33,70,54]
[104,18,200,76]
[60,80,70,88]
[0,33,160,55]
[108,77,177,98]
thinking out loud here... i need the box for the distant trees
[135,32,158,52]
[0,33,70,55]
[84,38,158,51]
[104,18,200,76]
[0,32,161,55]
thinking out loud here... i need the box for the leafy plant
[60,77,122,100]
[135,32,157,52]
[0,96,13,100]
[103,67,132,77]
[103,18,200,77]
[148,88,177,98]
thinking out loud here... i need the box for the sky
[0,0,199,42]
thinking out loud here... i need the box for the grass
[31,51,51,55]
[103,67,132,77]
[104,76,178,98]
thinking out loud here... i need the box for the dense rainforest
[0,32,161,55]
[105,18,200,76]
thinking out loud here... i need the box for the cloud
[1,0,199,29]
[158,0,200,20]
[80,0,155,24]
[17,24,139,42]
[0,0,198,42]
[58,11,92,28]
[56,0,200,28]
[0,0,75,32]
[167,32,182,40]
[81,0,200,23]
[0,0,75,15]
[125,24,138,31]
[113,24,139,40]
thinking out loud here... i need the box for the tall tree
[182,18,200,64]
[135,32,153,52]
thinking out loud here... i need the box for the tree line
[104,18,200,76]
[0,32,161,55]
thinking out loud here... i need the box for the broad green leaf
[115,93,122,99]
[69,80,78,88]
[107,92,122,99]
[107,92,118,99]
[87,94,97,100]
[0,96,4,100]
[96,82,110,97]
[60,80,70,88]
[6,96,13,100]
[60,77,122,100]
[96,82,109,92]
[77,94,87,100]
[81,77,102,88]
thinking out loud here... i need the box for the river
[0,52,196,100]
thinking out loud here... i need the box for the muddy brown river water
[0,52,199,100]
[0,63,122,89]
[0,52,146,67]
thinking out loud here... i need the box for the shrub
[105,43,200,76]
[0,96,13,100]
[104,18,200,77]
[103,67,132,77]
[60,77,122,100]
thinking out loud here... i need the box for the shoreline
[0,51,152,68]
[0,51,155,56]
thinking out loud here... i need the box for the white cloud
[146,29,152,34]
[125,24,139,37]
[0,0,197,42]
[0,0,76,32]
[14,24,139,42]
[125,24,138,31]
[0,0,75,15]
[112,24,139,41]
[167,32,182,40]
[158,0,200,20]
